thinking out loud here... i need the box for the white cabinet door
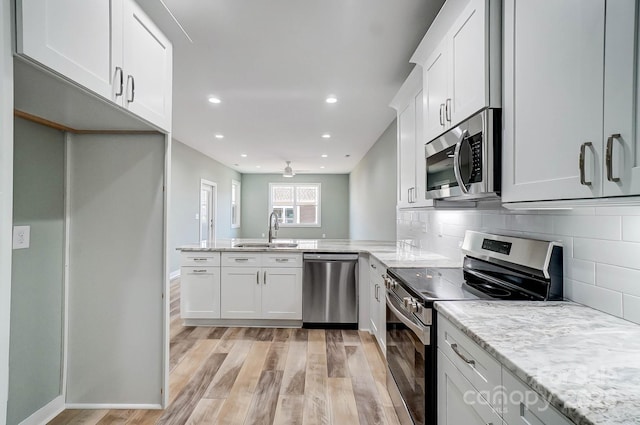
[398,100,417,207]
[262,268,302,320]
[502,0,605,202]
[503,369,573,425]
[438,350,503,425]
[16,0,121,101]
[413,89,427,206]
[122,0,173,130]
[424,40,449,142]
[603,0,640,196]
[180,267,220,319]
[449,0,486,124]
[220,267,261,319]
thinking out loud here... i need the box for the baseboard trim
[64,403,163,410]
[169,269,180,280]
[19,395,65,425]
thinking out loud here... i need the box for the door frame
[199,179,217,242]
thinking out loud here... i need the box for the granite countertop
[435,301,640,425]
[177,238,462,268]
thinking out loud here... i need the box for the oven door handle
[386,293,430,345]
[453,129,470,194]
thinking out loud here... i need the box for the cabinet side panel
[66,133,165,405]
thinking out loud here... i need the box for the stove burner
[468,282,511,298]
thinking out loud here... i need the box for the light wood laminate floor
[48,280,400,425]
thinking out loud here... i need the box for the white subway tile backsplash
[574,238,640,270]
[595,205,640,216]
[622,216,640,242]
[565,259,596,285]
[564,279,624,317]
[623,294,640,325]
[596,264,640,297]
[506,214,554,235]
[554,215,622,240]
[481,213,507,230]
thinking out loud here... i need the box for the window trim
[268,182,322,228]
[231,179,241,229]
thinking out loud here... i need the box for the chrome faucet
[268,211,279,243]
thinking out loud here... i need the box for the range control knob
[403,297,419,313]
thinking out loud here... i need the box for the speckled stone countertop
[435,301,640,425]
[177,238,462,268]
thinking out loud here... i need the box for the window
[269,183,321,227]
[231,179,241,228]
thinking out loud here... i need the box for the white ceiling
[137,0,444,174]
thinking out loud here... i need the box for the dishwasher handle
[303,253,359,261]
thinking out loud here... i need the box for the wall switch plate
[13,225,30,249]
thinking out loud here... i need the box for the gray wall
[241,174,349,239]
[8,118,65,424]
[349,120,397,241]
[66,133,165,405]
[170,140,242,272]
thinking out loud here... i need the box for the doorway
[199,179,217,243]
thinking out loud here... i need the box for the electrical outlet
[13,225,30,249]
[322,233,326,238]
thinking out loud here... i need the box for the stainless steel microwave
[424,108,501,200]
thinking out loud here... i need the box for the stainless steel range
[384,231,563,425]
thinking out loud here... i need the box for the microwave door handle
[453,130,469,194]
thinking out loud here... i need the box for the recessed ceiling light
[208,96,221,104]
[321,133,331,139]
[256,165,261,168]
[321,154,328,158]
[241,154,247,158]
[214,134,224,139]
[320,166,325,169]
[325,96,338,104]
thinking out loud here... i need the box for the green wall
[8,118,65,424]
[170,140,242,272]
[240,174,349,239]
[349,120,397,240]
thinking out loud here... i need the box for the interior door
[199,180,216,243]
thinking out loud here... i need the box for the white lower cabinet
[438,315,573,425]
[438,350,503,425]
[180,252,221,319]
[220,252,302,320]
[368,256,386,352]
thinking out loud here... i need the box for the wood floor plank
[256,327,275,341]
[95,409,135,425]
[346,344,388,425]
[187,326,211,340]
[214,327,243,353]
[207,326,228,339]
[293,328,308,341]
[210,393,253,425]
[264,341,289,371]
[375,381,402,425]
[327,378,360,425]
[341,329,362,345]
[169,339,197,370]
[156,352,227,425]
[48,409,82,425]
[244,370,284,425]
[228,341,271,395]
[203,340,253,398]
[48,409,108,425]
[274,328,292,342]
[307,329,326,355]
[185,398,225,425]
[273,395,304,425]
[361,332,387,386]
[302,353,330,425]
[168,339,219,403]
[280,340,307,395]
[325,329,349,378]
[123,410,164,425]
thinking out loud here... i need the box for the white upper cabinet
[121,0,173,131]
[391,67,431,208]
[502,0,640,203]
[413,0,501,143]
[16,0,119,101]
[16,0,172,131]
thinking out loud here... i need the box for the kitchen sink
[233,242,298,248]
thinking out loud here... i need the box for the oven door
[385,291,432,425]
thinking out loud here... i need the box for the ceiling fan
[282,161,295,178]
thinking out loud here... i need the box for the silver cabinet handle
[127,75,135,103]
[256,271,260,285]
[453,130,469,194]
[114,67,124,97]
[193,258,209,261]
[606,134,621,182]
[439,103,445,126]
[234,258,249,262]
[275,258,288,263]
[192,269,207,273]
[445,98,452,122]
[375,284,379,301]
[263,271,267,285]
[451,343,475,366]
[579,142,593,186]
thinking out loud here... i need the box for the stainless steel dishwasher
[302,253,359,328]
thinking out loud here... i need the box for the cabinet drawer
[369,255,386,279]
[262,252,302,268]
[181,251,220,267]
[503,369,573,425]
[438,316,502,410]
[222,252,262,267]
